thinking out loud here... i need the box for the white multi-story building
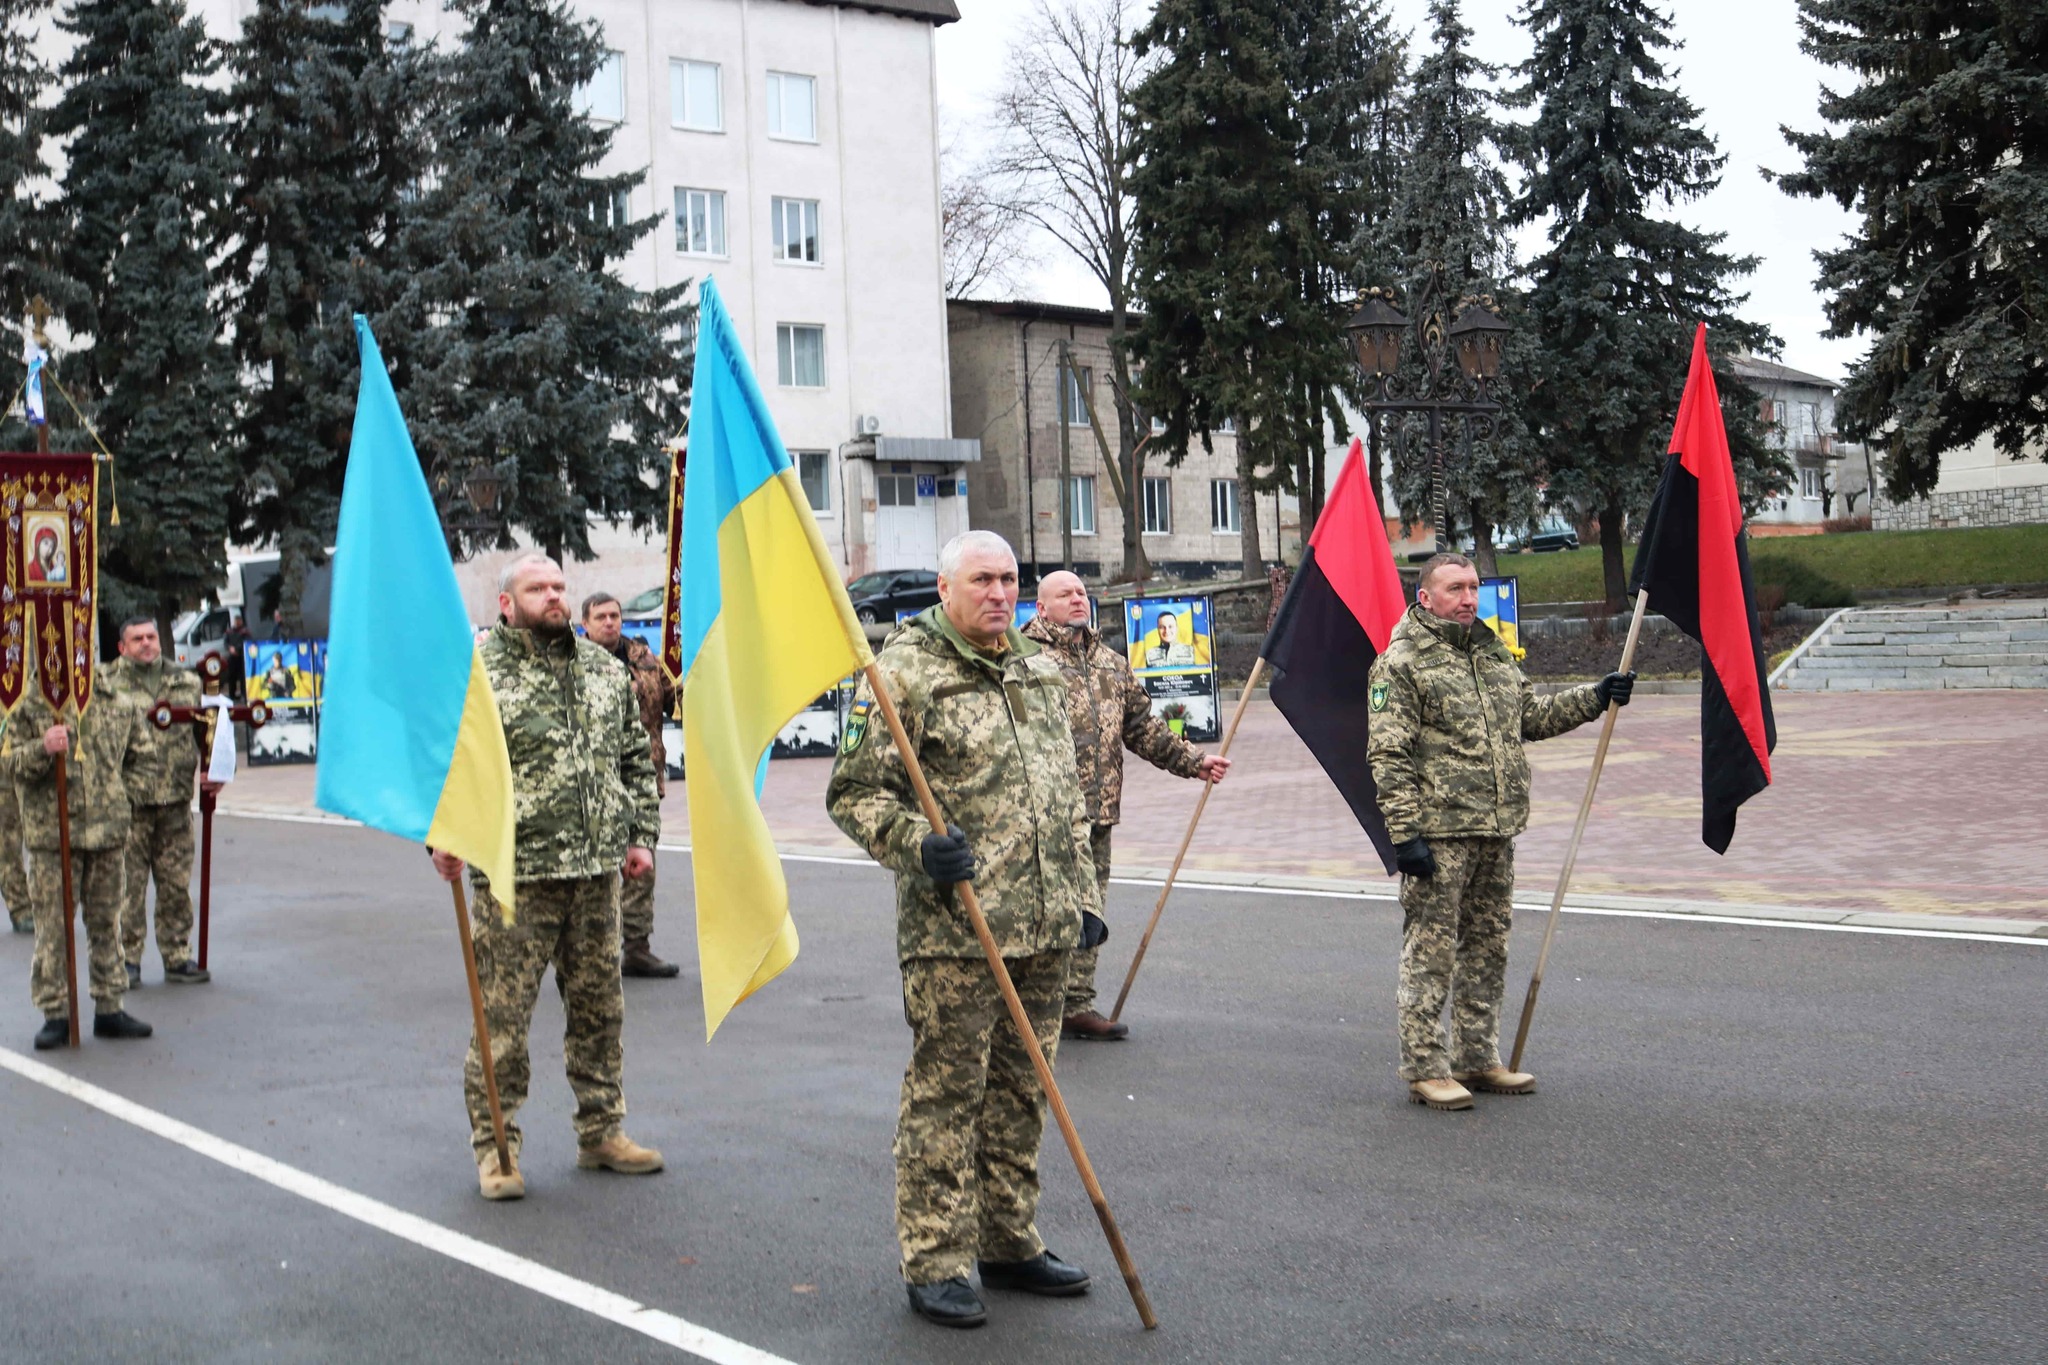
[175,0,973,617]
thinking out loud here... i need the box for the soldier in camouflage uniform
[1021,570,1230,1041]
[0,709,27,934]
[579,591,682,979]
[104,617,217,985]
[1367,553,1633,1111]
[430,554,666,1201]
[4,686,155,1049]
[828,530,1097,1330]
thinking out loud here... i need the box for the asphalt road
[1,815,2041,1364]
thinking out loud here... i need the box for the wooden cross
[147,653,269,970]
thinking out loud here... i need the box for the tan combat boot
[478,1149,525,1201]
[577,1133,665,1174]
[1408,1077,1475,1111]
[1455,1066,1536,1095]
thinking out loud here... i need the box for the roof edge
[796,0,960,25]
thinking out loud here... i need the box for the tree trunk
[1108,310,1148,585]
[1470,499,1498,578]
[1237,435,1265,580]
[1598,499,1627,610]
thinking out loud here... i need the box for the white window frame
[586,185,630,230]
[1210,479,1241,534]
[670,59,722,132]
[1057,364,1094,427]
[876,471,918,507]
[1142,476,1172,536]
[796,450,831,514]
[766,71,817,142]
[1799,466,1822,500]
[577,50,626,124]
[1067,474,1097,536]
[771,196,821,265]
[674,187,727,257]
[776,323,826,388]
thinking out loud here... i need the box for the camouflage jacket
[827,606,1095,963]
[1020,615,1204,825]
[479,625,662,884]
[101,656,203,807]
[601,635,676,796]
[2,692,149,852]
[1367,603,1604,843]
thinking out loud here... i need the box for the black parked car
[846,569,941,624]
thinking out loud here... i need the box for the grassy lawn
[1501,524,2048,604]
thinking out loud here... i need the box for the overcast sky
[935,0,1863,383]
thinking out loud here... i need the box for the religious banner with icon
[0,452,99,715]
[1124,593,1220,743]
[659,442,685,683]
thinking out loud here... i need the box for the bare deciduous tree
[990,0,1154,582]
[941,126,1034,299]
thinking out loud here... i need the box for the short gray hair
[498,552,561,594]
[937,530,1016,580]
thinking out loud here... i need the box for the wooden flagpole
[54,750,78,1047]
[1110,657,1267,1024]
[450,879,512,1172]
[864,662,1158,1331]
[1507,589,1650,1071]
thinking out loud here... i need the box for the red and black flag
[1629,324,1776,853]
[1260,438,1408,873]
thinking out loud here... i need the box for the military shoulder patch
[1369,680,1389,713]
[842,697,873,753]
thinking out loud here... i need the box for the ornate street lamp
[1348,263,1512,553]
[438,457,510,561]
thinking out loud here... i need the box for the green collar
[491,623,578,661]
[915,604,1038,671]
[1407,602,1499,656]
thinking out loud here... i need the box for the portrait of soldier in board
[1142,610,1195,668]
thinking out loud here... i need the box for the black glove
[1595,670,1637,708]
[920,824,976,885]
[1393,837,1437,879]
[1079,911,1109,950]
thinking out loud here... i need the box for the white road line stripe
[0,1047,799,1365]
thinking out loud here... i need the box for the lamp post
[1345,262,1511,554]
[438,457,509,560]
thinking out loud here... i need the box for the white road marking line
[0,1047,799,1365]
[221,812,2044,948]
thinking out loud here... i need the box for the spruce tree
[0,0,79,331]
[218,0,428,627]
[1775,1,2048,499]
[1129,0,1387,576]
[50,0,237,632]
[1509,0,1782,605]
[404,0,689,564]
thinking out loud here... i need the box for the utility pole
[1057,340,1074,571]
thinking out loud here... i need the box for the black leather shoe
[92,1011,153,1040]
[977,1251,1091,1297]
[33,1017,67,1050]
[164,961,211,985]
[125,962,142,989]
[905,1277,986,1328]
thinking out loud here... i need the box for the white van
[170,551,334,667]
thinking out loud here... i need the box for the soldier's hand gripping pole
[450,879,512,1173]
[1508,589,1650,1072]
[54,750,79,1048]
[864,662,1159,1331]
[1111,656,1268,1024]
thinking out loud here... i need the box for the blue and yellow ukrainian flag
[315,318,517,915]
[678,278,871,1038]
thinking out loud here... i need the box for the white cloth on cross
[201,694,237,785]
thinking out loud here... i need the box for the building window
[386,20,412,45]
[1210,479,1240,533]
[674,188,726,256]
[797,451,830,512]
[771,197,820,264]
[577,50,626,123]
[877,471,917,506]
[1142,476,1172,535]
[1057,364,1093,426]
[1067,475,1096,535]
[766,71,817,142]
[1216,415,1237,434]
[584,185,629,229]
[1799,466,1822,500]
[671,59,722,132]
[777,324,825,388]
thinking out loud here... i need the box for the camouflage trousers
[29,847,127,1020]
[1063,824,1115,1014]
[619,852,656,942]
[0,782,29,926]
[895,950,1069,1284]
[463,874,627,1161]
[121,801,195,968]
[1397,836,1515,1081]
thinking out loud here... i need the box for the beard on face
[513,600,574,638]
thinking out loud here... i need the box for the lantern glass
[464,467,503,516]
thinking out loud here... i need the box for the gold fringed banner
[0,453,98,715]
[659,440,685,685]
